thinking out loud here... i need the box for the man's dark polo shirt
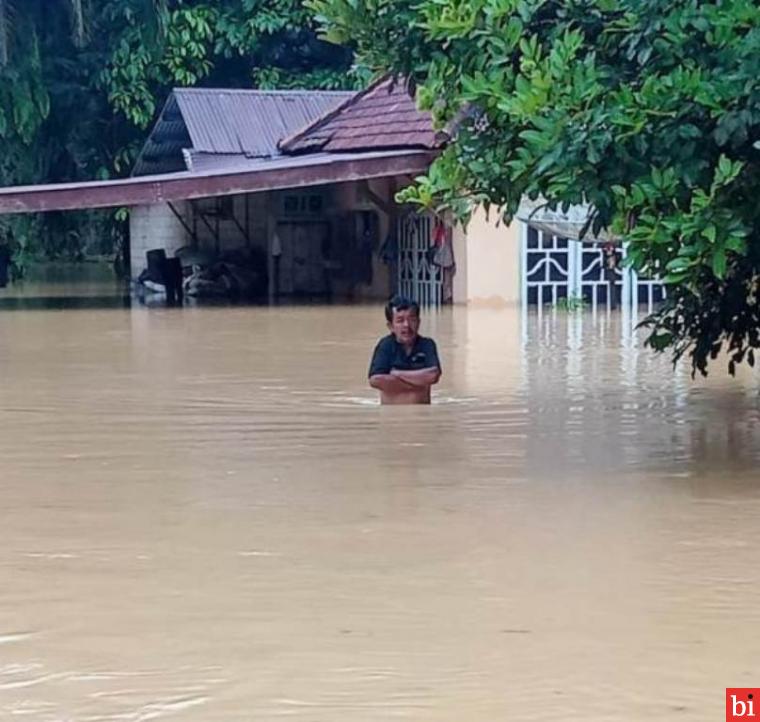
[368,334,441,377]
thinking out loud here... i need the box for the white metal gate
[397,213,443,306]
[521,224,666,313]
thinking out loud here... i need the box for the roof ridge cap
[172,87,354,96]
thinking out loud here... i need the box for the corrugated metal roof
[182,148,432,175]
[132,88,354,177]
[281,76,446,154]
[174,88,354,157]
[184,151,270,173]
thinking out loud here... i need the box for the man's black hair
[385,295,420,323]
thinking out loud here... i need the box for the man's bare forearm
[390,367,441,387]
[369,374,416,393]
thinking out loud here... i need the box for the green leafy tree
[100,0,360,129]
[311,0,760,375]
[0,1,171,269]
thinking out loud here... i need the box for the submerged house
[126,76,528,306]
[0,75,663,311]
[129,79,441,301]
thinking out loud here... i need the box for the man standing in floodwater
[368,296,441,405]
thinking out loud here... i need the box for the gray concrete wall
[128,202,189,280]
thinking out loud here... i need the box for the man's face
[388,307,420,345]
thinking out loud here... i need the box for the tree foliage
[102,0,360,129]
[0,0,358,271]
[311,0,760,375]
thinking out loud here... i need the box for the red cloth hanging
[433,220,446,247]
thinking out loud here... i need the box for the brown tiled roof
[280,76,446,154]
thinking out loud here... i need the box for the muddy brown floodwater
[1,275,760,721]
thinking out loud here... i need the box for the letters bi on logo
[727,689,760,721]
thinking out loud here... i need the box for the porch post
[519,221,528,308]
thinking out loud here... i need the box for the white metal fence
[397,212,443,307]
[521,224,666,314]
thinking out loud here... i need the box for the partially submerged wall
[456,206,520,306]
[129,195,521,306]
[127,178,396,300]
[129,202,189,281]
